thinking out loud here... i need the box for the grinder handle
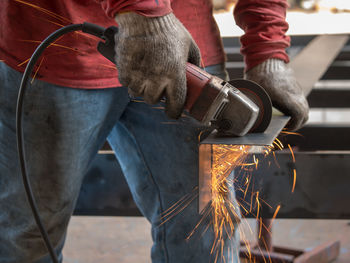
[96,28,214,112]
[184,63,214,111]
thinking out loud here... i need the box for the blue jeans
[0,62,240,263]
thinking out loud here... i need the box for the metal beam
[224,35,350,82]
[286,125,350,151]
[308,86,350,107]
[237,152,350,219]
[289,34,349,95]
[74,151,350,219]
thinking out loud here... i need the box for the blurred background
[213,0,350,12]
[213,0,350,36]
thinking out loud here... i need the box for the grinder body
[185,64,265,136]
[96,26,272,136]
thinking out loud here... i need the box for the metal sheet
[198,115,289,213]
[200,115,290,146]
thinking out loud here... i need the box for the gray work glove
[114,12,201,119]
[245,59,309,131]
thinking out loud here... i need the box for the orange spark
[157,132,297,262]
[269,205,281,230]
[31,57,44,84]
[255,192,260,219]
[272,140,283,151]
[130,99,144,103]
[208,144,252,261]
[17,58,30,67]
[18,40,85,54]
[292,169,297,193]
[288,144,295,163]
[261,237,273,263]
[158,192,198,227]
[12,0,71,23]
[272,151,280,169]
[32,15,66,28]
[256,245,267,263]
[161,188,197,219]
[281,129,302,136]
[258,217,262,239]
[17,39,86,68]
[275,138,284,149]
[259,198,272,209]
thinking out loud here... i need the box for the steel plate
[200,115,290,146]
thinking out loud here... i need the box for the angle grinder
[97,26,273,137]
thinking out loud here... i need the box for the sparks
[157,134,296,262]
[31,57,44,84]
[12,0,71,23]
[287,144,295,163]
[269,205,281,230]
[291,169,297,193]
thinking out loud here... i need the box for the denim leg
[107,64,240,263]
[0,62,130,263]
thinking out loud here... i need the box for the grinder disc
[228,79,272,133]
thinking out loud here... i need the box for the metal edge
[200,115,290,146]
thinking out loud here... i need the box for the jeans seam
[123,124,170,263]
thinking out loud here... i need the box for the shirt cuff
[96,0,172,18]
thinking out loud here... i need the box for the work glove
[114,12,201,119]
[245,59,309,131]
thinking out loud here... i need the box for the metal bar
[273,246,303,257]
[287,125,350,151]
[240,240,339,263]
[224,35,350,82]
[74,151,350,218]
[198,144,213,213]
[226,61,350,81]
[239,247,294,263]
[321,65,350,80]
[237,152,350,219]
[294,240,340,263]
[308,87,350,107]
[289,34,349,96]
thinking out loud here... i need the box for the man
[0,0,308,262]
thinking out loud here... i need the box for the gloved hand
[114,12,201,119]
[245,59,309,130]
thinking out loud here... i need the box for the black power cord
[16,22,111,263]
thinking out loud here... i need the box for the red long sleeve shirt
[0,0,289,89]
[234,0,290,71]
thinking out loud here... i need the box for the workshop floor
[63,216,350,263]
